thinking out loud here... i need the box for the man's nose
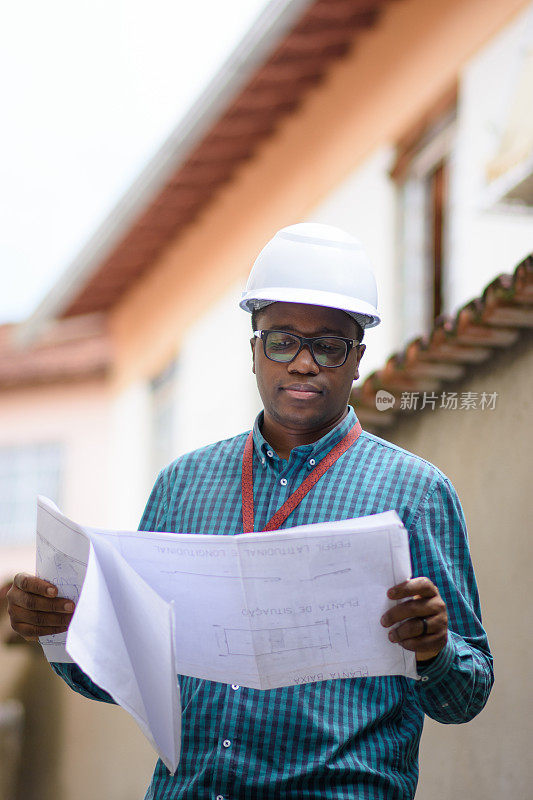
[288,345,320,374]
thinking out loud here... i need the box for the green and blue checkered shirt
[53,407,493,799]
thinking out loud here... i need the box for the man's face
[251,302,365,433]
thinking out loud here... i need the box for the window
[0,442,63,545]
[392,89,457,344]
[150,358,179,475]
[485,19,533,207]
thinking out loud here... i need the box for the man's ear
[353,344,365,381]
[250,337,256,375]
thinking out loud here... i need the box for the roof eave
[16,0,315,347]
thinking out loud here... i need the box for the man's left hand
[381,577,448,661]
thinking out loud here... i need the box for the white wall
[446,3,533,311]
[173,279,262,457]
[306,147,398,381]
[107,380,152,529]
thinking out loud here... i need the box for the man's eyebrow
[267,324,352,337]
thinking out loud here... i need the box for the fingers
[389,619,448,661]
[389,616,430,642]
[387,577,438,600]
[382,576,448,660]
[381,595,443,626]
[11,621,70,641]
[8,583,74,614]
[387,616,447,655]
[9,603,73,631]
[7,573,76,643]
[13,572,58,597]
[8,601,74,640]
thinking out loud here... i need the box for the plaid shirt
[53,407,493,799]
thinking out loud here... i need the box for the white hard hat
[240,222,380,328]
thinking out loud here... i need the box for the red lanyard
[241,420,362,533]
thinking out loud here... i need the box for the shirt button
[223,739,231,748]
[267,450,274,458]
[420,675,429,683]
[280,478,288,486]
[309,458,316,466]
[231,684,240,690]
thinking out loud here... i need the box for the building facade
[1,1,532,797]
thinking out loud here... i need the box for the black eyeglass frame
[253,329,360,368]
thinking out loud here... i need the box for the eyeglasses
[254,330,359,368]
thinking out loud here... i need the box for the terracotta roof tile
[0,315,112,389]
[352,254,533,430]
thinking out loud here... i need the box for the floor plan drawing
[37,530,86,603]
[218,621,331,657]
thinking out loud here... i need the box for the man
[8,223,493,799]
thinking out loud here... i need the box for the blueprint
[36,497,417,772]
[36,499,89,663]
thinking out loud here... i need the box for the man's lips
[281,384,322,399]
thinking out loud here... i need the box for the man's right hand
[7,573,76,642]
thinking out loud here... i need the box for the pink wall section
[0,381,113,528]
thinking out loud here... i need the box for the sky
[0,0,271,323]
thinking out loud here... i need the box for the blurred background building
[1,0,532,798]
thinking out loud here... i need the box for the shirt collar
[252,406,360,465]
